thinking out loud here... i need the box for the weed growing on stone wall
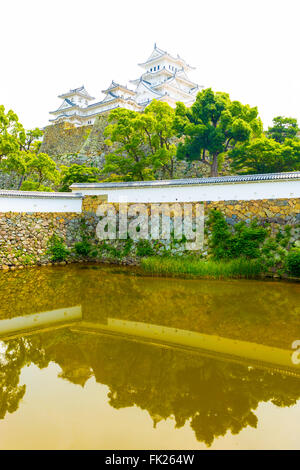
[98,241,122,259]
[74,240,93,257]
[136,240,155,257]
[285,248,300,277]
[122,239,134,257]
[206,209,299,277]
[47,234,70,262]
[259,227,292,270]
[74,218,97,258]
[207,210,268,259]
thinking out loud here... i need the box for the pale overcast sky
[1,0,300,129]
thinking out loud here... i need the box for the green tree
[174,88,262,176]
[25,152,59,188]
[59,164,101,192]
[266,116,299,143]
[230,137,300,174]
[0,107,57,190]
[103,100,177,181]
[0,105,25,164]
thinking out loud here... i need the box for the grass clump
[141,256,263,279]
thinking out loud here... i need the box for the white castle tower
[49,45,202,126]
[131,44,201,108]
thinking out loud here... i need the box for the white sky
[1,0,300,130]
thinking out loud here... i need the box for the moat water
[0,264,299,450]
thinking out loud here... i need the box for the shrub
[47,234,70,262]
[285,248,300,277]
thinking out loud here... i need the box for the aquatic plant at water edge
[141,256,263,279]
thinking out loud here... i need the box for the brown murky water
[0,264,299,450]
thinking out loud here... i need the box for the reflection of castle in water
[1,307,299,375]
[1,309,300,447]
[1,267,300,447]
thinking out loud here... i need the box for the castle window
[157,65,160,70]
[154,66,156,71]
[150,68,152,72]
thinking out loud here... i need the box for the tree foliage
[266,116,299,143]
[59,164,100,191]
[230,137,300,173]
[103,100,177,181]
[174,88,262,176]
[0,106,59,189]
[0,105,25,163]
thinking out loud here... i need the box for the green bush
[136,239,155,257]
[285,248,300,277]
[47,234,70,262]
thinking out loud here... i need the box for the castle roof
[138,44,195,71]
[101,80,136,95]
[58,85,95,100]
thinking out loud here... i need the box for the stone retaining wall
[39,117,229,179]
[0,213,83,268]
[0,196,298,269]
[83,195,300,232]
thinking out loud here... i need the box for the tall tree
[266,116,299,143]
[174,88,262,176]
[103,100,177,181]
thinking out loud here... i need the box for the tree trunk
[18,175,25,190]
[210,155,219,177]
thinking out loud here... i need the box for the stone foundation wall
[81,196,299,258]
[39,117,230,179]
[0,196,298,269]
[0,171,20,190]
[0,212,83,268]
[83,195,299,229]
[39,122,93,157]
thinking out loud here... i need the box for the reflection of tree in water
[0,340,26,419]
[1,330,299,447]
[0,336,49,420]
[84,337,300,446]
